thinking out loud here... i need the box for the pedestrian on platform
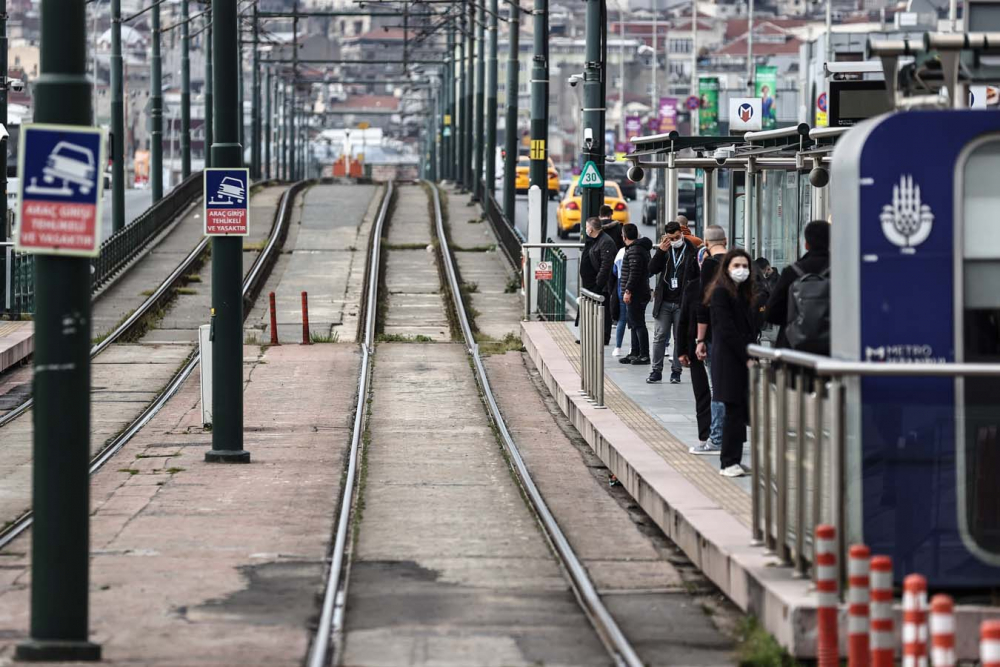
[766,220,831,354]
[705,248,758,477]
[690,224,729,455]
[600,204,625,251]
[676,253,712,449]
[619,223,652,365]
[611,244,628,356]
[584,216,617,345]
[676,214,703,248]
[647,220,700,384]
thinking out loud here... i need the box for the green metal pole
[284,82,291,180]
[111,0,124,232]
[251,6,260,179]
[580,0,606,227]
[502,2,519,223]
[204,13,213,169]
[206,0,249,463]
[181,0,191,178]
[443,28,453,182]
[279,81,286,179]
[151,0,163,200]
[529,0,550,237]
[0,0,7,294]
[484,0,497,211]
[456,16,465,189]
[464,0,474,191]
[238,28,244,164]
[472,0,484,201]
[264,66,271,179]
[14,0,101,658]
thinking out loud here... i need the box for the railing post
[812,376,825,541]
[750,360,763,544]
[580,296,587,394]
[596,298,604,407]
[775,364,789,562]
[830,376,846,572]
[762,359,773,549]
[795,372,808,577]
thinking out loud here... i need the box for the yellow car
[515,156,560,199]
[555,178,630,239]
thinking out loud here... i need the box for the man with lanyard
[646,220,700,384]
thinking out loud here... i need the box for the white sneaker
[720,464,747,478]
[689,442,722,455]
[612,347,622,357]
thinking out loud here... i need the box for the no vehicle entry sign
[204,168,250,236]
[15,123,106,256]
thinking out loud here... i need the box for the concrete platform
[0,343,361,665]
[522,320,998,659]
[0,322,32,375]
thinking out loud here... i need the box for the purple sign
[625,115,642,144]
[658,97,678,134]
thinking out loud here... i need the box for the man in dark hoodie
[647,220,701,384]
[599,204,624,251]
[618,223,652,364]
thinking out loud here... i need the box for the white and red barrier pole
[815,524,839,667]
[870,555,894,667]
[847,544,871,667]
[929,594,955,667]
[982,620,1000,667]
[903,573,928,667]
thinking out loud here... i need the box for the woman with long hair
[704,249,758,478]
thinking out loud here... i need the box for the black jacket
[580,233,600,292]
[709,286,758,405]
[648,238,701,318]
[695,251,724,341]
[601,220,626,251]
[765,249,830,348]
[619,237,653,303]
[587,231,618,295]
[676,275,701,360]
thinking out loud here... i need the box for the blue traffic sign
[15,123,106,256]
[204,168,250,236]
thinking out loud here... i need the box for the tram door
[958,138,1000,562]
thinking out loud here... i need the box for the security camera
[583,127,593,150]
[568,74,583,88]
[712,146,734,166]
[7,78,24,93]
[627,165,644,182]
[809,166,830,188]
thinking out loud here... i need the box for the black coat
[695,252,724,340]
[587,231,618,295]
[580,234,600,292]
[709,286,757,405]
[648,238,700,318]
[619,237,653,303]
[765,249,830,348]
[676,276,701,360]
[601,220,626,251]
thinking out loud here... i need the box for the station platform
[0,321,32,376]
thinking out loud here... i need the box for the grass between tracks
[735,616,798,666]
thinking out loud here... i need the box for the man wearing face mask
[646,220,701,384]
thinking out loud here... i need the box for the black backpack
[785,264,831,355]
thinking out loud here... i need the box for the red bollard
[848,544,871,667]
[903,574,928,667]
[929,594,955,667]
[870,556,895,667]
[301,291,311,345]
[982,620,1000,667]
[815,524,839,667]
[269,292,280,346]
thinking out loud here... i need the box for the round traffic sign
[817,92,828,113]
[685,95,700,110]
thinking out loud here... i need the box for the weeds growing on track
[735,617,798,666]
[475,332,525,357]
[376,333,434,343]
[310,330,340,343]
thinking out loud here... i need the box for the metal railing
[2,243,34,315]
[484,192,524,270]
[578,288,606,408]
[747,344,1000,578]
[537,241,568,321]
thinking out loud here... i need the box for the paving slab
[0,343,360,665]
[0,322,32,375]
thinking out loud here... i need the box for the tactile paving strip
[547,322,752,526]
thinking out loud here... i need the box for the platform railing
[747,344,1000,580]
[484,192,524,270]
[2,242,34,315]
[578,288,606,408]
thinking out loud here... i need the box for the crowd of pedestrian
[579,212,832,480]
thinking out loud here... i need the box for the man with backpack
[765,220,831,355]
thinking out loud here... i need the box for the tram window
[960,139,1000,557]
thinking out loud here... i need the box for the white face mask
[730,267,750,283]
[670,238,684,249]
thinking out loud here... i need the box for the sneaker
[720,464,747,478]
[669,371,682,384]
[646,370,662,383]
[612,347,622,357]
[689,441,722,455]
[740,464,752,474]
[632,356,651,365]
[619,355,636,365]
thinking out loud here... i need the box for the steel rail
[306,181,394,667]
[0,181,306,552]
[426,182,643,667]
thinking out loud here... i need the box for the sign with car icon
[15,123,106,256]
[204,168,250,236]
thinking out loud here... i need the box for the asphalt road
[99,189,162,242]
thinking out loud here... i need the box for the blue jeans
[707,341,725,446]
[615,313,627,348]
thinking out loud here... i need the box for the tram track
[307,181,643,667]
[0,180,310,552]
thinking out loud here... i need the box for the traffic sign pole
[151,0,163,202]
[502,2,519,224]
[528,0,549,238]
[472,0,485,201]
[206,0,250,464]
[181,0,191,179]
[204,12,213,169]
[483,0,498,210]
[580,0,606,229]
[15,0,101,660]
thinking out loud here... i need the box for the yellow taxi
[515,155,560,199]
[555,177,630,239]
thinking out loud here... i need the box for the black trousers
[690,358,712,443]
[601,295,613,346]
[721,400,748,469]
[626,300,649,357]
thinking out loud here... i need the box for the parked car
[555,177,630,239]
[603,161,637,200]
[640,171,696,226]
